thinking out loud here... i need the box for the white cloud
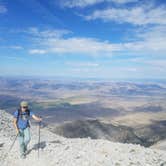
[9,46,23,50]
[27,27,71,38]
[103,25,166,53]
[66,62,99,67]
[32,37,120,55]
[111,0,137,4]
[0,45,23,50]
[85,5,166,25]
[126,25,166,51]
[0,5,7,13]
[62,0,137,8]
[29,49,47,54]
[70,67,101,73]
[145,60,166,69]
[27,28,121,55]
[43,37,120,54]
[26,26,166,56]
[135,25,166,40]
[63,0,103,8]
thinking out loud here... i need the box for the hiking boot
[20,153,26,159]
[24,146,27,153]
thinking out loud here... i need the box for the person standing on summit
[13,101,42,159]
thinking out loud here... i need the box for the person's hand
[38,117,42,122]
[17,130,23,136]
[32,115,42,122]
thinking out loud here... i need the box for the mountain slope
[0,109,166,166]
[151,139,166,151]
[49,119,166,147]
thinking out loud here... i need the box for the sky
[0,0,166,80]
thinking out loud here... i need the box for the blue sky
[0,0,166,80]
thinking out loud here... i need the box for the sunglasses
[22,106,28,109]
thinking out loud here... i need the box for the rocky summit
[0,109,166,166]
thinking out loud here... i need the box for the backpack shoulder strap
[26,109,31,127]
[26,109,30,116]
[16,109,21,123]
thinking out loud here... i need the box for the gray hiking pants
[18,127,31,156]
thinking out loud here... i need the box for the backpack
[17,109,31,127]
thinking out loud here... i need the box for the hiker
[13,101,42,159]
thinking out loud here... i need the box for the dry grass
[110,112,166,128]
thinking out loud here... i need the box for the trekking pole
[38,120,41,159]
[1,134,18,165]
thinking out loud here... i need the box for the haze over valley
[1,76,166,148]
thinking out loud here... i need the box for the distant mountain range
[0,77,166,100]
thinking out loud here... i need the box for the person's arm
[32,114,42,122]
[13,118,19,135]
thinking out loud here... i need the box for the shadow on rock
[26,141,46,155]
